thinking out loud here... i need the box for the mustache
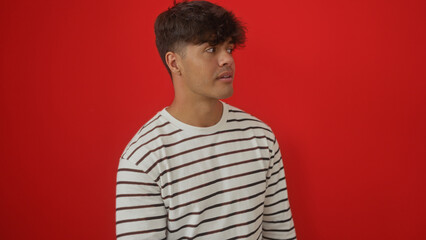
[217,67,234,75]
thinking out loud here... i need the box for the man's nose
[218,49,234,67]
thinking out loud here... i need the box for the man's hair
[154,0,247,76]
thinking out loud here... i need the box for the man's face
[176,39,235,101]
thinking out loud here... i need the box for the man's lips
[216,71,233,80]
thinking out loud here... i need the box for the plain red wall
[1,0,425,239]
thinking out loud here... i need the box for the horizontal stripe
[271,147,281,159]
[135,128,271,165]
[137,114,161,135]
[116,167,145,173]
[268,176,286,189]
[168,189,266,222]
[168,179,266,210]
[263,207,291,217]
[127,121,171,154]
[116,181,157,186]
[227,118,262,123]
[268,166,285,181]
[169,202,264,232]
[163,168,268,200]
[161,157,269,189]
[116,214,167,225]
[228,109,245,113]
[116,193,160,198]
[266,187,287,199]
[154,146,269,182]
[120,115,162,158]
[129,128,182,159]
[179,213,263,239]
[264,198,289,208]
[263,236,297,240]
[263,225,295,232]
[146,135,267,173]
[263,216,293,224]
[116,226,166,239]
[220,217,262,240]
[116,203,164,211]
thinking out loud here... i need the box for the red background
[1,0,425,239]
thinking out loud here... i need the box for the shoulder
[120,110,179,167]
[225,102,276,143]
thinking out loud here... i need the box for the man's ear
[165,51,182,76]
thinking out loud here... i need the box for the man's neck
[165,98,223,128]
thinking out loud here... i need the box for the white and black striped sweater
[116,101,296,240]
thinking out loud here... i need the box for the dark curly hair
[154,0,247,76]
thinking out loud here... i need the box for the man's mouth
[217,71,233,80]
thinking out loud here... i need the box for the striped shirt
[116,101,296,240]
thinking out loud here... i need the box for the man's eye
[206,47,215,53]
[227,48,234,54]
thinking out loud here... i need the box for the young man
[116,1,296,239]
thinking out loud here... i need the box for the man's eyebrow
[199,42,211,46]
[199,39,234,47]
[221,39,235,46]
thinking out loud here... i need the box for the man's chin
[218,89,234,99]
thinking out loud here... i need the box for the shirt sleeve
[116,158,167,240]
[262,138,297,240]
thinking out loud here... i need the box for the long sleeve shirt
[116,101,296,239]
